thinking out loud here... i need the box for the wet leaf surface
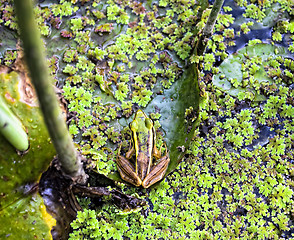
[0,191,55,240]
[147,63,200,176]
[0,68,56,239]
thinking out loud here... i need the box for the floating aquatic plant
[1,0,294,239]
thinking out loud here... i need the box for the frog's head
[130,109,153,133]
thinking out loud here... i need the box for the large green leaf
[0,192,55,240]
[147,63,199,175]
[0,70,56,239]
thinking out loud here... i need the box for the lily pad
[0,192,55,240]
[212,43,289,101]
[147,63,199,176]
[0,69,56,238]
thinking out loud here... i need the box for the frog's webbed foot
[125,140,135,159]
[153,142,168,159]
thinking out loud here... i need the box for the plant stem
[14,0,86,182]
[0,95,29,151]
[194,0,225,56]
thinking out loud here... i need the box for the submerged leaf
[213,43,289,101]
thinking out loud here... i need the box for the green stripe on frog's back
[130,110,154,180]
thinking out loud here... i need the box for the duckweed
[0,0,293,239]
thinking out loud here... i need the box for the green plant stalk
[194,0,225,56]
[0,95,29,151]
[13,0,86,181]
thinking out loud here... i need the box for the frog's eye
[130,121,138,131]
[145,118,153,129]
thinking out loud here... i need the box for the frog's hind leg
[116,154,142,187]
[142,154,170,188]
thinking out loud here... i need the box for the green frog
[116,110,170,188]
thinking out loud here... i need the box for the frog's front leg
[125,146,135,159]
[142,153,170,188]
